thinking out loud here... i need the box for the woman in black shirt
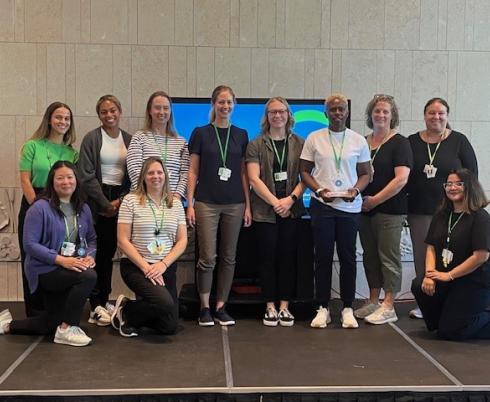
[407,98,478,319]
[411,169,490,340]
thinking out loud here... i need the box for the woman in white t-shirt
[113,157,187,338]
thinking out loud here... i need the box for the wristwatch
[315,188,325,196]
[290,194,298,202]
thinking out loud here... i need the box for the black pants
[255,217,299,302]
[18,193,45,317]
[309,199,359,308]
[120,259,178,335]
[89,184,122,310]
[412,276,490,340]
[9,267,97,336]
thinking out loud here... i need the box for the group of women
[0,86,489,346]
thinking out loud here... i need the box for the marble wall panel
[90,0,129,44]
[410,51,449,120]
[305,49,315,98]
[340,50,377,120]
[80,0,91,43]
[320,0,331,48]
[75,45,113,116]
[348,0,384,49]
[385,0,420,50]
[65,44,76,108]
[36,44,47,114]
[393,50,413,121]
[169,46,187,96]
[62,0,81,43]
[186,47,197,96]
[330,0,348,49]
[455,52,490,121]
[75,116,100,148]
[257,0,275,48]
[473,0,490,50]
[446,0,466,50]
[239,0,258,47]
[46,44,66,105]
[14,0,25,42]
[25,0,62,42]
[268,49,305,98]
[175,0,193,46]
[230,0,239,47]
[131,45,169,117]
[419,0,438,50]
[314,49,332,98]
[215,48,251,97]
[0,0,15,41]
[464,0,474,50]
[0,117,16,188]
[275,0,285,48]
[137,0,174,45]
[251,48,269,98]
[196,47,214,97]
[376,50,395,96]
[194,0,230,47]
[399,120,424,137]
[113,45,132,116]
[128,0,138,44]
[470,123,490,188]
[0,43,37,115]
[438,0,448,50]
[284,0,322,48]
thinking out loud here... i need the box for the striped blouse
[126,130,190,198]
[118,193,186,263]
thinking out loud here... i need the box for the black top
[407,131,478,215]
[362,134,413,216]
[272,138,288,199]
[188,124,249,204]
[426,208,490,287]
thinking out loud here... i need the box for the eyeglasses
[443,181,464,189]
[267,109,288,116]
[374,94,394,100]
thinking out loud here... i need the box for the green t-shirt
[19,139,79,188]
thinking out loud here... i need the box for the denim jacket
[246,132,306,223]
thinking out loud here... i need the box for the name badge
[423,164,437,179]
[61,241,76,257]
[274,171,287,182]
[218,167,232,181]
[442,248,453,267]
[147,239,165,255]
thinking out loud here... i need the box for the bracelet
[161,260,168,270]
[448,271,454,281]
[315,188,325,196]
[354,187,361,196]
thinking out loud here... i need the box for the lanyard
[213,124,231,168]
[426,132,445,166]
[369,132,389,164]
[147,197,165,236]
[270,136,287,172]
[43,140,63,169]
[63,214,78,242]
[151,133,168,164]
[446,211,464,244]
[328,130,346,174]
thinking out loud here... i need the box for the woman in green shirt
[18,101,78,317]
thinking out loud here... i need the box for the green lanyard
[63,214,78,242]
[151,133,168,164]
[213,124,231,168]
[270,136,287,172]
[147,197,165,236]
[328,130,346,174]
[426,132,445,166]
[43,140,64,169]
[446,211,464,244]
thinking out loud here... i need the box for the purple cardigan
[23,199,97,293]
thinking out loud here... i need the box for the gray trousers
[359,213,405,293]
[195,201,245,302]
[407,214,432,281]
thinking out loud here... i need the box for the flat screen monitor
[172,97,351,208]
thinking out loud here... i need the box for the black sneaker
[278,308,294,327]
[111,294,138,337]
[198,307,215,327]
[263,307,279,327]
[214,306,235,326]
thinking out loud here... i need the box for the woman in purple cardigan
[0,161,97,347]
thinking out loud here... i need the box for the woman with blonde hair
[18,101,78,317]
[113,157,187,337]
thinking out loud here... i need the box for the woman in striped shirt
[113,157,187,337]
[126,91,189,200]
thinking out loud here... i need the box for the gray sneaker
[54,325,92,347]
[365,306,398,325]
[354,302,380,319]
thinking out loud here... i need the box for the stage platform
[0,301,489,401]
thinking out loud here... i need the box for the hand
[318,189,334,203]
[243,206,252,227]
[101,201,119,217]
[342,188,359,203]
[154,274,165,286]
[186,205,196,227]
[173,192,182,201]
[80,256,95,268]
[421,277,436,296]
[57,256,91,272]
[361,195,377,212]
[273,196,293,218]
[426,270,453,283]
[145,261,168,280]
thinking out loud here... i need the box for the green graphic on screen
[293,110,329,127]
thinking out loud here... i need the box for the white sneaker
[354,302,380,319]
[310,306,331,328]
[0,309,13,334]
[54,325,92,347]
[105,302,115,316]
[365,305,398,325]
[409,307,423,319]
[263,307,278,327]
[88,305,111,326]
[341,307,359,329]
